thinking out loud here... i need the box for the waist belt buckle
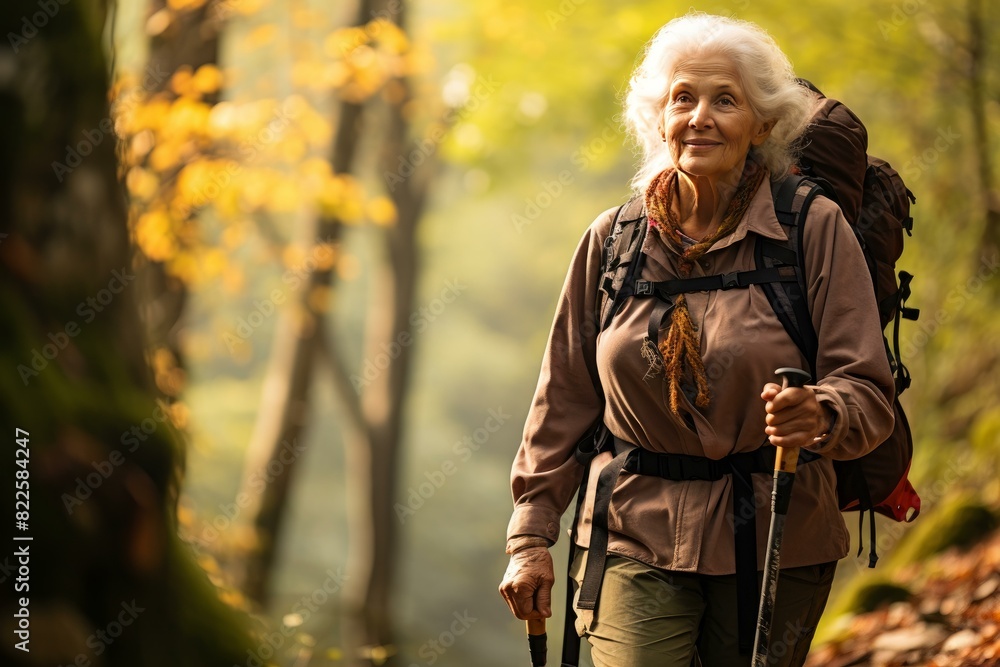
[721,272,741,290]
[658,455,681,480]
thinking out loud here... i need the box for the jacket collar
[637,170,788,269]
[707,172,787,252]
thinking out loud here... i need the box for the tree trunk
[339,146,428,667]
[967,0,1000,256]
[234,2,433,664]
[338,3,433,664]
[1,5,133,328]
[1,2,251,665]
[136,0,223,399]
[235,2,373,606]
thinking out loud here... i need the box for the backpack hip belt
[562,425,821,664]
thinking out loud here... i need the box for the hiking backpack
[560,81,921,667]
[794,82,921,544]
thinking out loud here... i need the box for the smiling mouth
[683,141,721,153]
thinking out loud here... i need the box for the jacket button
[547,522,558,537]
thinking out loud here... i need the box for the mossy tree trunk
[0,2,250,665]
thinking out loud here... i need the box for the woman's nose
[689,99,713,129]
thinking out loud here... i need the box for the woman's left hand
[761,383,832,448]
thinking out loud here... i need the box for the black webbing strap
[730,453,761,654]
[757,176,824,376]
[855,474,880,568]
[560,423,609,667]
[636,267,798,354]
[560,508,585,666]
[560,547,581,667]
[647,299,675,345]
[598,199,649,332]
[576,439,635,611]
[892,270,918,395]
[628,445,778,655]
[633,265,799,301]
[772,174,804,225]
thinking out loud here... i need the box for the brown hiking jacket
[506,176,895,574]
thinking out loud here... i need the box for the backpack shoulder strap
[614,195,645,230]
[597,196,648,331]
[756,175,825,376]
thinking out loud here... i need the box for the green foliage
[170,536,257,663]
[890,497,1000,565]
[843,580,913,615]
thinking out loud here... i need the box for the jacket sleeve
[800,196,895,460]
[505,208,615,547]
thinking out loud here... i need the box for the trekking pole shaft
[753,473,793,666]
[527,619,547,666]
[752,367,810,667]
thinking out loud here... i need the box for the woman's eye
[719,97,735,106]
[675,93,691,103]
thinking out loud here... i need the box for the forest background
[3,0,999,666]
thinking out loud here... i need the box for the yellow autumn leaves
[118,14,405,291]
[170,64,225,99]
[283,19,420,102]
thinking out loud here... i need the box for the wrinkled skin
[499,547,555,620]
[761,383,834,448]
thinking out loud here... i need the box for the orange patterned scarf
[642,160,767,415]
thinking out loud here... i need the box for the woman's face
[660,54,771,182]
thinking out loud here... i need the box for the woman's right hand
[498,546,555,620]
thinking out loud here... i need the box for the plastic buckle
[658,455,682,480]
[688,457,712,480]
[721,272,741,290]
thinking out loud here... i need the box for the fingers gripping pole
[772,368,811,476]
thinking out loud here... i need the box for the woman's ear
[751,120,774,146]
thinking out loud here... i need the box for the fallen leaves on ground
[806,530,1000,667]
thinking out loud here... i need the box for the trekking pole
[752,367,811,667]
[526,619,547,666]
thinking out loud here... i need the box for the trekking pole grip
[526,619,547,666]
[773,367,811,477]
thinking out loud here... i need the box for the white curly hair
[623,12,816,193]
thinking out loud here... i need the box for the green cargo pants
[569,550,836,667]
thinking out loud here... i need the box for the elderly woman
[498,13,895,667]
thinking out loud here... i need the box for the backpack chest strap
[633,265,800,299]
[632,265,800,348]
